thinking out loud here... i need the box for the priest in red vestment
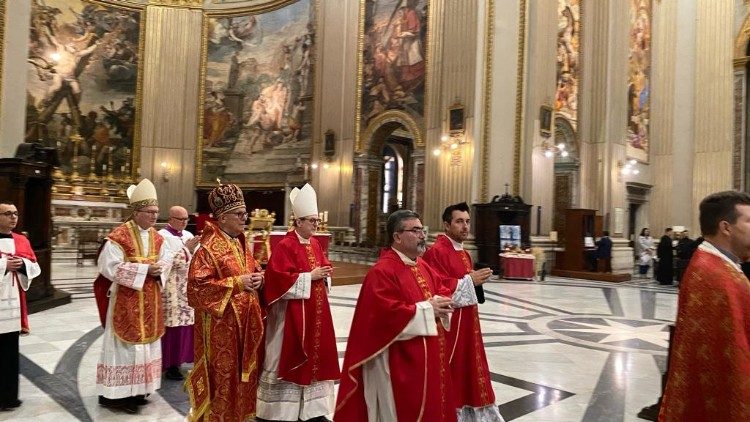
[0,202,41,411]
[335,209,455,422]
[186,183,265,421]
[422,202,504,421]
[659,191,750,422]
[257,183,339,422]
[96,179,171,414]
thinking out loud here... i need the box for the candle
[103,164,107,171]
[318,212,323,221]
[120,165,125,173]
[323,211,328,222]
[92,144,97,153]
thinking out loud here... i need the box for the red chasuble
[659,244,750,421]
[4,233,37,334]
[187,221,264,421]
[262,230,340,385]
[107,221,165,344]
[335,248,454,422]
[423,234,496,410]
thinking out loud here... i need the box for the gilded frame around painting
[195,0,320,188]
[24,0,146,180]
[354,0,432,154]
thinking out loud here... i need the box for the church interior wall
[522,0,557,235]
[0,0,747,245]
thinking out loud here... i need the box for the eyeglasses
[233,212,249,219]
[170,217,189,222]
[399,227,427,236]
[0,211,19,217]
[300,218,321,225]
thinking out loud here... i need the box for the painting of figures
[198,0,315,186]
[25,0,141,178]
[555,0,580,126]
[359,0,427,129]
[626,0,651,162]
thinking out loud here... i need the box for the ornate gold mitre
[208,183,245,216]
[126,178,158,210]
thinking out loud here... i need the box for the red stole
[423,234,496,409]
[335,248,453,422]
[1,233,37,334]
[106,221,165,344]
[263,231,340,384]
[659,246,750,421]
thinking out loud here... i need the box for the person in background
[158,206,201,381]
[0,202,41,411]
[656,228,674,285]
[595,231,613,273]
[674,230,692,282]
[637,228,655,277]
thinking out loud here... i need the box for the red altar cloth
[500,253,535,280]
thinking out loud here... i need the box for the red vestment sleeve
[10,234,36,334]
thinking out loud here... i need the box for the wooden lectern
[0,158,71,312]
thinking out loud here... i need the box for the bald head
[168,206,189,230]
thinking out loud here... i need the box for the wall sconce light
[618,159,640,175]
[432,134,467,157]
[160,161,171,182]
[542,141,569,158]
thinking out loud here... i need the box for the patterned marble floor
[2,262,678,421]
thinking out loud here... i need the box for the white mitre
[290,183,318,218]
[126,178,158,209]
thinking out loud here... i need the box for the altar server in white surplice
[0,202,41,411]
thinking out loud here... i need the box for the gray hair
[387,209,420,246]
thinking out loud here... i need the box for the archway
[353,111,423,246]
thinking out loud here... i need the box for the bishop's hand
[428,295,453,319]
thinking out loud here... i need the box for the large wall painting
[25,0,142,178]
[555,0,580,127]
[356,0,428,151]
[198,0,315,186]
[626,0,651,162]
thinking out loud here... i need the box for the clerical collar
[165,224,183,237]
[392,247,417,267]
[705,240,741,265]
[295,230,311,244]
[445,234,463,251]
[0,232,11,239]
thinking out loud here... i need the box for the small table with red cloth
[268,231,331,258]
[499,253,536,280]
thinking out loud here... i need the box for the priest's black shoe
[165,366,184,380]
[0,399,21,410]
[133,395,149,405]
[98,396,137,414]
